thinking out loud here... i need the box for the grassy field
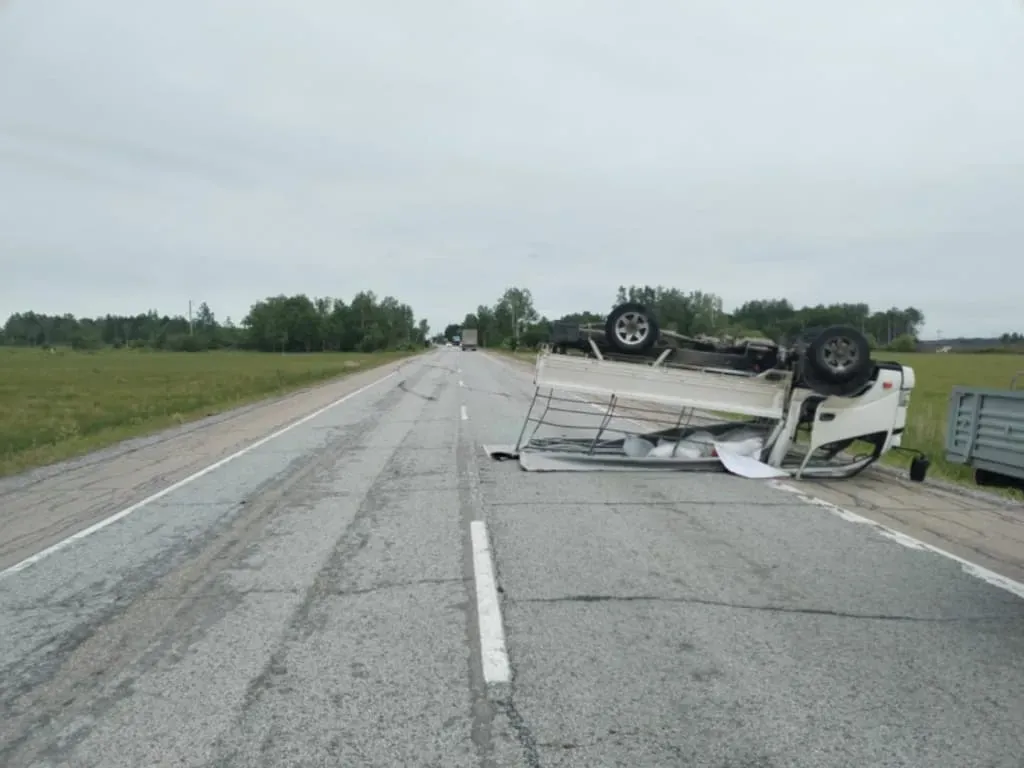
[875,352,1021,484]
[0,347,416,477]
[493,348,1023,488]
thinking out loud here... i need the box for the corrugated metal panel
[946,387,1024,478]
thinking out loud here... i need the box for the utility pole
[188,300,194,336]
[512,304,518,349]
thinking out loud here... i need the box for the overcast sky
[1,0,1022,337]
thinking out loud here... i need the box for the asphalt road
[2,349,1023,767]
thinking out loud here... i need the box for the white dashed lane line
[470,520,511,685]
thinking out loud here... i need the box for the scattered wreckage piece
[488,305,929,481]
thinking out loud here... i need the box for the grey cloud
[1,0,1023,335]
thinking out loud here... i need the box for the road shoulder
[0,355,418,571]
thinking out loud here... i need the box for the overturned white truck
[486,303,930,481]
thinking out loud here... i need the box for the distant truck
[460,328,479,350]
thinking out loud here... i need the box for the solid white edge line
[0,369,400,580]
[768,480,1024,601]
[470,520,511,684]
[461,405,469,421]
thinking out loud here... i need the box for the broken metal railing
[512,385,765,457]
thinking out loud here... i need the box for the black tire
[804,325,872,383]
[604,303,660,355]
[796,359,872,397]
[798,325,873,396]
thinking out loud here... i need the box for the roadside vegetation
[446,284,1024,492]
[875,352,1021,485]
[0,292,428,477]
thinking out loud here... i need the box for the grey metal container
[945,372,1024,482]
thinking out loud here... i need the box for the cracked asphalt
[2,349,1024,768]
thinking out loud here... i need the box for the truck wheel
[797,360,872,397]
[798,326,873,396]
[604,303,660,355]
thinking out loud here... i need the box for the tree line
[443,284,932,353]
[1,291,430,353]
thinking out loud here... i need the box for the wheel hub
[615,312,650,345]
[822,336,859,373]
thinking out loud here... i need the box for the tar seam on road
[769,480,1024,601]
[461,405,469,421]
[470,520,511,684]
[0,369,400,580]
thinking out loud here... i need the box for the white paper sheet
[713,442,790,479]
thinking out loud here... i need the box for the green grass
[874,352,1022,485]
[0,346,417,477]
